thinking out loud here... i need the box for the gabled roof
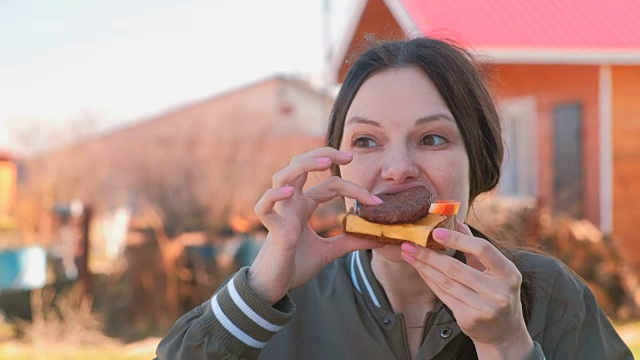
[332,0,640,81]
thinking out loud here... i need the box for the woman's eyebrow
[414,113,455,126]
[345,116,382,127]
[345,114,454,127]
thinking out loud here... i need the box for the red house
[330,0,640,268]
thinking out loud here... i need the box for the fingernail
[279,186,294,194]
[370,195,384,204]
[401,242,418,254]
[401,251,415,263]
[339,151,352,158]
[433,228,448,240]
[316,157,331,164]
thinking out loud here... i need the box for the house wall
[26,77,334,231]
[611,66,640,269]
[489,64,601,226]
[337,0,403,83]
[331,3,604,226]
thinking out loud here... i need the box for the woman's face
[339,66,470,261]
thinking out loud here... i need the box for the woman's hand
[248,147,384,305]
[400,221,534,360]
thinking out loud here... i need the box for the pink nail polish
[401,242,418,254]
[280,186,294,194]
[433,228,448,240]
[370,195,384,204]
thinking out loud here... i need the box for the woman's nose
[381,149,420,183]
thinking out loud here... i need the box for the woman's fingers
[420,271,476,315]
[454,221,486,272]
[253,186,295,229]
[256,148,356,227]
[324,234,385,261]
[304,176,382,205]
[402,243,503,301]
[272,148,353,188]
[420,274,506,333]
[455,220,474,236]
[402,249,484,310]
[402,242,522,330]
[432,228,518,279]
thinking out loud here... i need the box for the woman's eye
[354,137,378,148]
[421,134,446,146]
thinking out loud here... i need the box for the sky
[0,0,354,153]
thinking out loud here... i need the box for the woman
[156,37,632,359]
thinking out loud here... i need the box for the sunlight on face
[338,67,470,260]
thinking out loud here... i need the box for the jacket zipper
[399,315,412,360]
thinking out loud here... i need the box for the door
[553,103,584,218]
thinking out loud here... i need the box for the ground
[0,336,160,360]
[0,323,638,358]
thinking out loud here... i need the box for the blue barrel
[0,246,47,291]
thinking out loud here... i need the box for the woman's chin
[372,244,407,263]
[372,242,457,263]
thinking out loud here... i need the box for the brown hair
[326,36,503,205]
[326,36,533,358]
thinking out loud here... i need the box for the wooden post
[77,204,93,300]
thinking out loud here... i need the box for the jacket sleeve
[550,281,633,359]
[155,267,295,360]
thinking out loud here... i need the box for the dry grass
[0,339,158,360]
[16,287,114,347]
[1,315,159,360]
[0,285,159,360]
[616,321,640,356]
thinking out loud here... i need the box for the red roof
[398,0,640,51]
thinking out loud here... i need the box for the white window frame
[498,96,539,198]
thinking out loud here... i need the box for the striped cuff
[198,267,295,358]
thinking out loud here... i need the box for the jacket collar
[346,247,471,311]
[347,250,387,309]
[346,249,465,357]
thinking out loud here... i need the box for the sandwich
[342,186,459,250]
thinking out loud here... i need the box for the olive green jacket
[156,249,632,359]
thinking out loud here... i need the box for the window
[553,102,583,218]
[499,97,538,198]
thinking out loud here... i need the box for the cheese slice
[343,213,446,247]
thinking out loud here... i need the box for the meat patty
[355,186,434,224]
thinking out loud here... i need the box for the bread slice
[342,212,456,250]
